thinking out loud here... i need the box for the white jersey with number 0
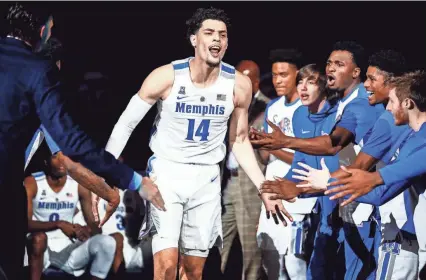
[149,57,235,165]
[32,172,79,239]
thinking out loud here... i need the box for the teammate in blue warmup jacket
[255,42,383,280]
[326,71,426,277]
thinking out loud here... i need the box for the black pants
[0,184,27,280]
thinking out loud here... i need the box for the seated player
[25,153,117,280]
[74,187,151,275]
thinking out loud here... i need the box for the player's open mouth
[368,91,375,102]
[209,45,221,57]
[300,93,309,100]
[327,75,335,86]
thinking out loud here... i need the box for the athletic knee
[181,253,206,280]
[182,262,203,280]
[31,232,47,255]
[154,250,179,278]
[89,235,116,257]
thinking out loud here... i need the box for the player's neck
[285,90,299,104]
[46,174,67,189]
[342,79,361,98]
[408,109,426,132]
[189,57,220,87]
[309,96,327,114]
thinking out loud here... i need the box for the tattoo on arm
[58,154,113,201]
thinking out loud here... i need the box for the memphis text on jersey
[175,102,226,116]
[38,201,75,210]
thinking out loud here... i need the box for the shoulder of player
[234,70,252,97]
[141,64,174,91]
[147,63,174,85]
[24,175,37,186]
[138,64,174,100]
[377,110,394,122]
[24,176,38,197]
[266,97,282,108]
[344,98,376,114]
[293,105,308,119]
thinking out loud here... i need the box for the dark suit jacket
[0,37,134,189]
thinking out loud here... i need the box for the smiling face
[191,19,228,67]
[364,66,392,105]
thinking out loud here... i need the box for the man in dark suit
[0,4,162,279]
[220,60,269,280]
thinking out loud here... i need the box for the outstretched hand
[260,176,300,201]
[324,166,381,206]
[250,120,289,150]
[139,176,166,211]
[93,187,120,228]
[260,192,293,226]
[292,158,330,190]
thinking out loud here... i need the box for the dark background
[4,1,425,172]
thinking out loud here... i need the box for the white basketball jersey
[98,189,126,236]
[265,97,302,180]
[149,57,235,165]
[32,172,79,239]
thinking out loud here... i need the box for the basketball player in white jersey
[256,49,317,280]
[25,153,117,280]
[74,188,150,274]
[103,7,291,280]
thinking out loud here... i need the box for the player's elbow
[325,146,341,156]
[229,135,247,149]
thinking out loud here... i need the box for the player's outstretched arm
[251,121,354,156]
[56,152,120,213]
[34,64,137,192]
[105,64,174,159]
[39,127,120,210]
[229,71,293,226]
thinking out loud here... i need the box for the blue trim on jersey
[284,97,300,107]
[173,62,189,70]
[221,64,235,74]
[379,252,391,280]
[32,171,45,178]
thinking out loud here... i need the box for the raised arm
[105,64,174,159]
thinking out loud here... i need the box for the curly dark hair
[186,7,231,40]
[332,41,366,71]
[269,48,303,69]
[368,50,407,83]
[5,2,52,44]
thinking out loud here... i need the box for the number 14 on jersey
[186,119,210,141]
